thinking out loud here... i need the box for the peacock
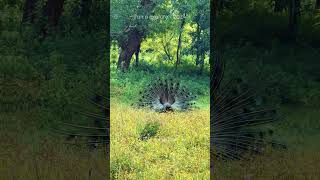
[211,57,285,160]
[136,78,197,112]
[54,58,284,160]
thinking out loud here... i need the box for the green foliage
[1,0,320,178]
[110,0,210,71]
[222,43,320,107]
[110,65,210,108]
[0,0,109,133]
[111,154,136,179]
[110,0,140,32]
[138,120,161,140]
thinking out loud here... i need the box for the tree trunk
[274,0,286,12]
[217,0,224,10]
[288,0,300,39]
[39,0,64,38]
[22,0,37,23]
[175,14,186,70]
[43,0,65,27]
[79,0,92,28]
[162,43,172,61]
[199,54,205,75]
[135,44,141,66]
[316,0,320,9]
[117,28,142,70]
[117,0,155,71]
[80,0,92,19]
[195,22,201,66]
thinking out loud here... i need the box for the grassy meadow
[110,104,210,179]
[1,0,320,179]
[211,43,320,179]
[1,43,319,179]
[213,105,320,179]
[110,59,320,179]
[110,65,210,179]
[0,111,108,180]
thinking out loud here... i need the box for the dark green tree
[22,0,37,23]
[189,0,209,74]
[288,0,301,39]
[111,0,158,70]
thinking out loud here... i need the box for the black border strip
[106,0,110,178]
[210,0,217,179]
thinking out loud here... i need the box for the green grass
[212,105,320,179]
[110,67,210,179]
[110,65,210,109]
[110,104,210,179]
[1,11,320,178]
[109,61,320,179]
[0,110,108,180]
[278,105,320,150]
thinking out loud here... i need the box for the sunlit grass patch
[110,103,210,179]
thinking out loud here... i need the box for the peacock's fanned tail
[52,91,109,149]
[137,78,196,112]
[49,66,110,149]
[211,57,285,160]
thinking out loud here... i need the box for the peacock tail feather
[50,65,110,149]
[136,78,197,112]
[211,56,285,160]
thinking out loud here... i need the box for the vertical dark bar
[106,0,111,178]
[210,0,217,178]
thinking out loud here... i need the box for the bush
[138,120,161,141]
